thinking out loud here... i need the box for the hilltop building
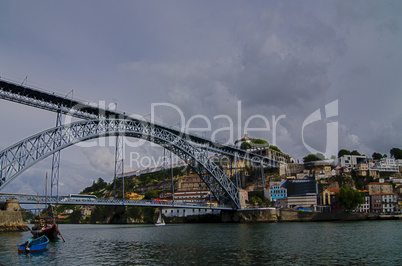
[372,158,399,172]
[339,155,368,168]
[234,133,254,147]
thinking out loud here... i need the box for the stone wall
[0,199,29,231]
[221,208,369,223]
[221,208,279,223]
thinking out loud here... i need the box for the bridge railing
[0,195,233,210]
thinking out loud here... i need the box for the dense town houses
[117,134,402,216]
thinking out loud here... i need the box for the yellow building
[397,200,402,213]
[125,192,144,200]
[324,166,332,177]
[356,163,369,176]
[322,188,340,205]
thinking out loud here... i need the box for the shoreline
[221,209,402,223]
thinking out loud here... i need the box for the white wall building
[162,208,220,218]
[339,155,368,169]
[381,193,398,213]
[356,195,370,213]
[373,158,399,172]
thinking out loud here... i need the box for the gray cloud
[1,1,402,195]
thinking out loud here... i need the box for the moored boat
[31,217,60,240]
[31,173,63,240]
[18,235,49,253]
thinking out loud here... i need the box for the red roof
[368,182,391,185]
[234,134,254,144]
[326,188,340,194]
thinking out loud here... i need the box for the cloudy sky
[1,1,401,195]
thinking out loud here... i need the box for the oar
[55,223,65,242]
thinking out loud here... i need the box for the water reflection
[1,221,401,265]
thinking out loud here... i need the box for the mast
[45,172,48,209]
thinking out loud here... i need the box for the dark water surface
[1,221,401,265]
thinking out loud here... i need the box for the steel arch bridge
[0,79,282,210]
[0,118,244,208]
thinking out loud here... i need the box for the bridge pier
[0,199,29,231]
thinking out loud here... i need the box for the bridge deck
[0,79,280,167]
[0,194,233,210]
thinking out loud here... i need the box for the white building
[380,193,398,213]
[356,194,370,213]
[339,155,368,169]
[373,158,399,172]
[162,208,220,218]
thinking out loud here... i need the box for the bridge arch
[0,119,240,208]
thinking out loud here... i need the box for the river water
[1,221,401,265]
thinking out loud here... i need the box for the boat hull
[154,222,165,226]
[18,235,49,253]
[32,224,59,239]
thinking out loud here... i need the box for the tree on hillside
[303,154,322,163]
[336,187,365,211]
[240,139,269,150]
[240,141,252,150]
[82,178,108,194]
[144,190,158,200]
[372,152,383,160]
[69,209,82,224]
[269,145,282,153]
[351,150,361,156]
[390,148,402,160]
[250,139,269,148]
[338,149,351,158]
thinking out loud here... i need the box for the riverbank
[221,208,402,223]
[2,199,400,229]
[0,199,30,232]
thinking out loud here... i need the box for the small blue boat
[18,235,49,253]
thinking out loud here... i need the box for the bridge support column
[50,110,62,200]
[254,163,265,190]
[234,153,240,189]
[114,134,124,199]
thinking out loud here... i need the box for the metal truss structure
[0,79,280,168]
[0,119,243,208]
[50,110,62,198]
[0,79,281,209]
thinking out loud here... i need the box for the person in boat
[23,238,32,251]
